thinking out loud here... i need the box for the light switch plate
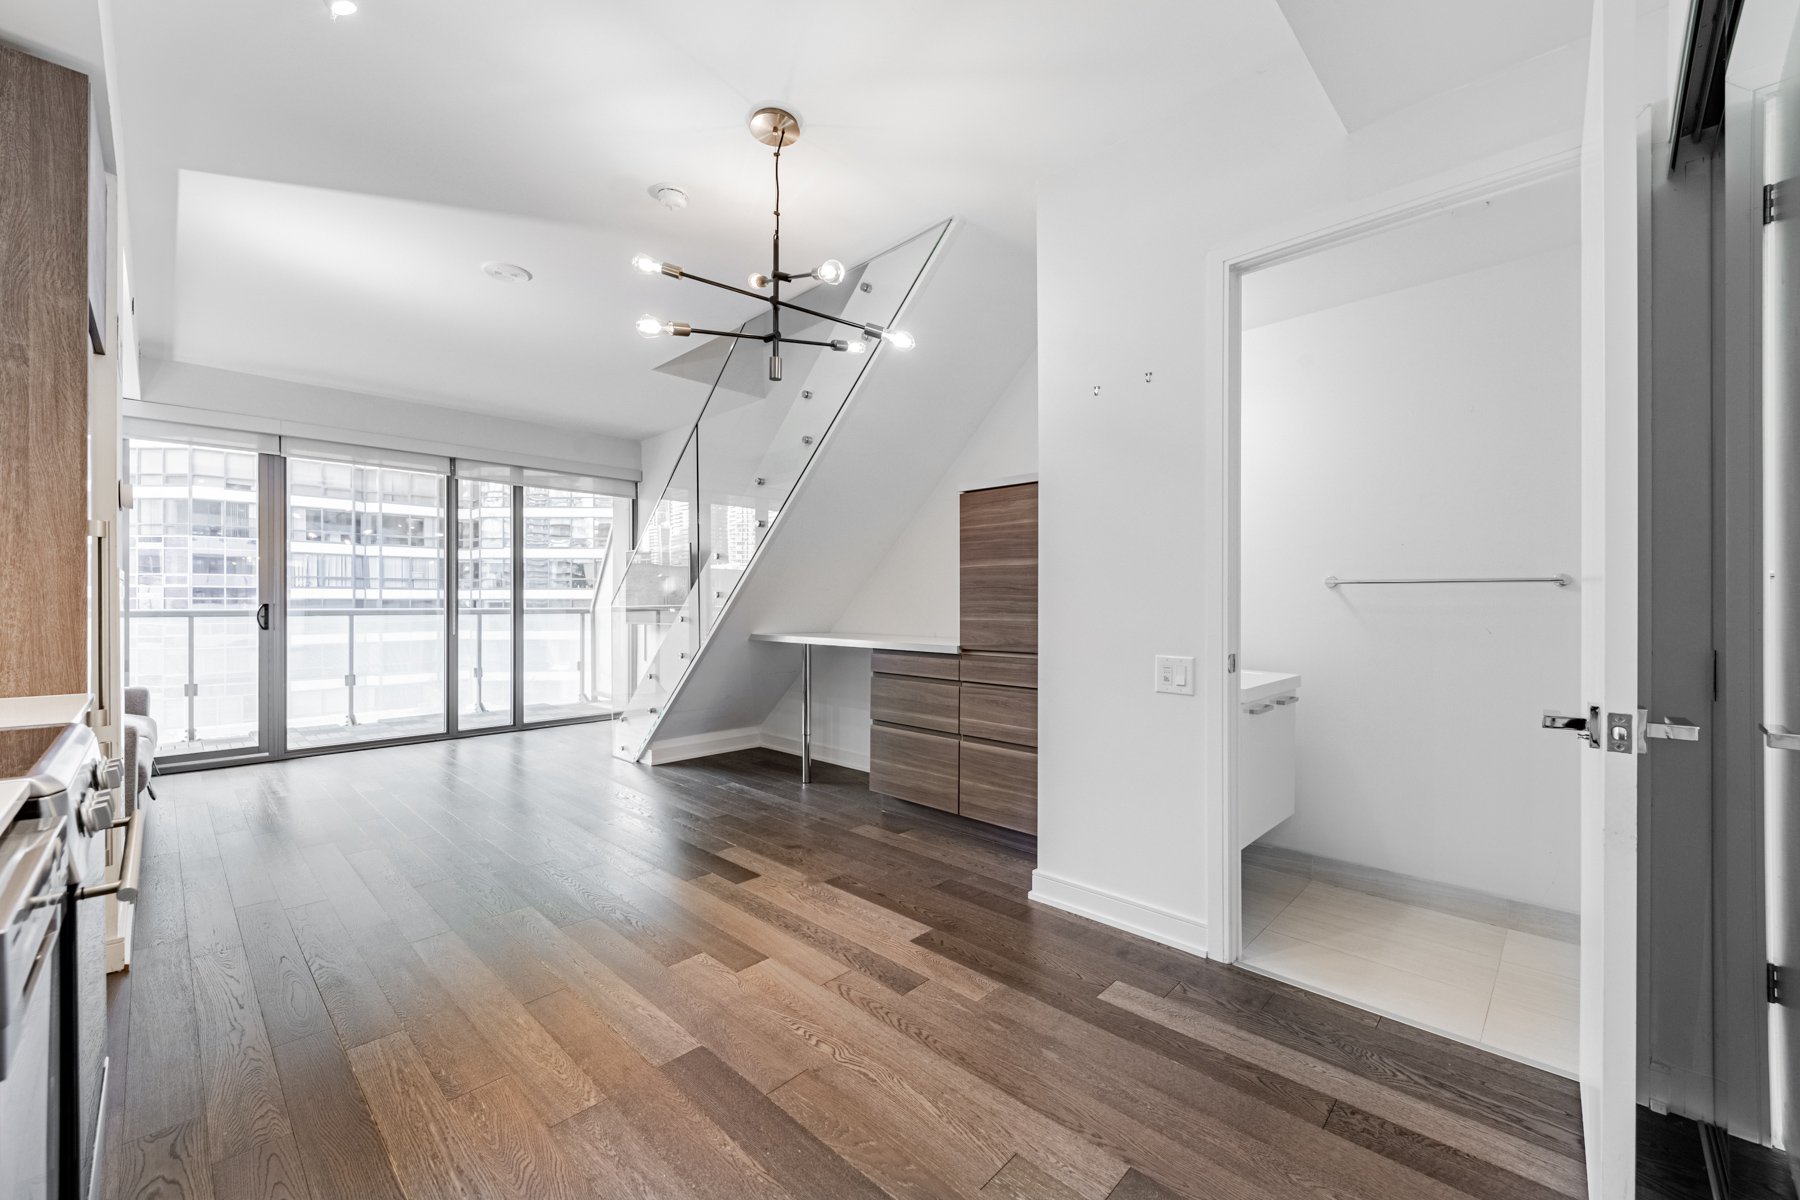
[1155,655,1195,695]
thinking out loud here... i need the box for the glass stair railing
[610,220,950,761]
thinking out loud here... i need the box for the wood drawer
[870,723,960,813]
[959,683,1036,747]
[959,739,1037,834]
[870,673,960,734]
[871,650,960,681]
[959,652,1036,689]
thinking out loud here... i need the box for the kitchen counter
[0,693,91,732]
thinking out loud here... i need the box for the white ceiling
[1273,0,1592,130]
[0,0,1592,439]
[1242,169,1580,329]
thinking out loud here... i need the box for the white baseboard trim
[758,730,871,773]
[642,725,763,765]
[1028,870,1210,959]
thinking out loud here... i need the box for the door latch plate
[1606,712,1634,754]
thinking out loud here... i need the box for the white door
[1763,42,1800,1193]
[1574,0,1640,1193]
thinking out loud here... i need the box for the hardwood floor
[102,725,1587,1199]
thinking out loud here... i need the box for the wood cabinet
[870,673,960,735]
[958,738,1038,833]
[0,45,92,700]
[869,482,1039,835]
[869,722,959,813]
[960,483,1037,652]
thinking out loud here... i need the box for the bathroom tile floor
[1240,865,1579,1076]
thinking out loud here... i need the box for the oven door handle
[75,808,143,904]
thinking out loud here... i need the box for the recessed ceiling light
[482,262,532,283]
[327,0,358,16]
[647,183,688,212]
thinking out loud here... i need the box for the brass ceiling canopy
[747,107,801,148]
[631,106,915,380]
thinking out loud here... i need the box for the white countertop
[1240,670,1301,704]
[750,632,961,655]
[0,693,92,731]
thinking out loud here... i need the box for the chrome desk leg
[801,644,812,785]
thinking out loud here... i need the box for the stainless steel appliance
[0,723,140,1200]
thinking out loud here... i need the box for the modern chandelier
[631,107,913,382]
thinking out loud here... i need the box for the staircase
[609,218,1034,763]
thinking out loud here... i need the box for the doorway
[1224,167,1585,1076]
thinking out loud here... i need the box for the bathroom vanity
[1238,670,1300,847]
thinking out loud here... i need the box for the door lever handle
[256,602,270,631]
[1644,717,1700,742]
[1764,724,1800,751]
[1543,706,1599,747]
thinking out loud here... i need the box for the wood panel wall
[0,45,90,699]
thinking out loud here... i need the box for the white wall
[757,355,1039,768]
[1241,248,1581,913]
[131,358,642,481]
[1033,37,1594,953]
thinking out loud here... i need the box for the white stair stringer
[638,219,1034,759]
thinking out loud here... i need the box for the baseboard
[1243,843,1580,944]
[758,730,870,773]
[641,726,763,766]
[1029,870,1210,959]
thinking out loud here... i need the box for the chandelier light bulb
[844,339,869,355]
[885,330,916,350]
[813,260,846,285]
[635,315,666,338]
[632,254,662,275]
[328,0,358,14]
[750,274,771,289]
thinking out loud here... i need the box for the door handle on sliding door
[256,603,270,631]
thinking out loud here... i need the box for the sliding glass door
[523,487,615,721]
[456,479,514,729]
[286,457,447,749]
[125,438,627,763]
[123,439,266,760]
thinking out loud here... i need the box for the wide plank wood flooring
[103,725,1587,1199]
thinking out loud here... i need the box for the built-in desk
[749,633,957,783]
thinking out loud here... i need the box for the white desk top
[0,693,92,731]
[750,632,960,655]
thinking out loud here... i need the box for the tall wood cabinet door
[0,45,90,699]
[960,483,1037,652]
[959,740,1037,834]
[870,723,960,812]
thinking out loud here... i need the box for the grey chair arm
[124,686,150,717]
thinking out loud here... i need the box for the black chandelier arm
[668,269,770,303]
[683,327,773,341]
[771,298,866,333]
[772,336,843,349]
